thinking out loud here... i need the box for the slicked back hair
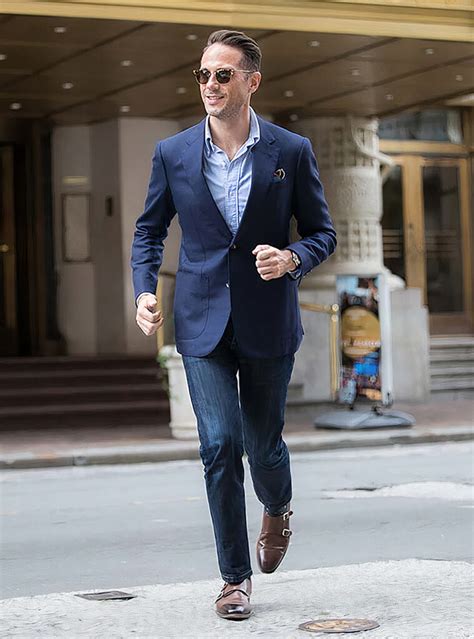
[203,30,262,72]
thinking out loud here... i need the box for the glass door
[382,156,472,334]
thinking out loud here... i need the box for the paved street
[1,441,473,601]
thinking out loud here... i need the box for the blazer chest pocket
[270,176,286,186]
[174,270,210,340]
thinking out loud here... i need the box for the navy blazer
[131,115,336,358]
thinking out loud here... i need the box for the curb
[0,425,472,470]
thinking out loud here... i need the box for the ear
[249,71,262,93]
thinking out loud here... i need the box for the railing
[155,275,340,398]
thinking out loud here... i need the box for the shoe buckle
[282,528,291,537]
[282,511,291,521]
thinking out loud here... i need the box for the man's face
[198,43,261,120]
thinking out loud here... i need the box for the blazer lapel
[234,120,280,242]
[181,121,232,240]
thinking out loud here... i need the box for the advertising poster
[336,274,392,406]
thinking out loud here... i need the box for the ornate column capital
[291,116,391,281]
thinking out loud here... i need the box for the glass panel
[382,165,405,281]
[423,165,463,313]
[379,109,462,142]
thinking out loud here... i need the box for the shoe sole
[215,610,253,620]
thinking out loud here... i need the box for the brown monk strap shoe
[215,577,252,620]
[256,505,293,573]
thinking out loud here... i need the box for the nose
[206,71,220,89]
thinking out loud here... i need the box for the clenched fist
[136,294,164,336]
[252,244,295,281]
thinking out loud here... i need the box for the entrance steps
[430,336,474,397]
[0,356,170,429]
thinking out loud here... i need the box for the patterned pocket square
[273,168,286,180]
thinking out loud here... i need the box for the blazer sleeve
[130,142,177,304]
[285,137,337,283]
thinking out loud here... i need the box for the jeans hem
[265,500,291,517]
[221,568,253,583]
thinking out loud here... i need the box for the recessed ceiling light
[10,102,22,110]
[308,40,320,47]
[289,114,299,122]
[0,54,7,61]
[62,82,74,90]
[385,93,394,101]
[54,26,67,34]
[284,90,294,98]
[120,105,130,113]
[176,87,187,94]
[455,74,464,81]
[351,69,361,76]
[120,59,133,67]
[186,34,198,41]
[425,48,435,55]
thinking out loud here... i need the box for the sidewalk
[1,559,472,638]
[0,399,472,470]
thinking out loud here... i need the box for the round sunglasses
[192,67,253,85]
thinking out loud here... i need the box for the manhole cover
[75,590,137,601]
[299,618,380,633]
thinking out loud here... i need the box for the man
[131,30,336,621]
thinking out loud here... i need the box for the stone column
[287,116,429,403]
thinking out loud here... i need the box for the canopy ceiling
[0,14,472,127]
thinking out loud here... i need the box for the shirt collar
[204,107,260,156]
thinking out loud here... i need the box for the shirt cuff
[287,265,302,280]
[136,292,157,307]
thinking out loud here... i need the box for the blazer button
[225,283,230,288]
[231,244,237,250]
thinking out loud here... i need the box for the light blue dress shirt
[203,107,301,279]
[203,106,260,237]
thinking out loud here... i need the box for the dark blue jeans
[182,316,295,583]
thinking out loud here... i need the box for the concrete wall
[118,117,181,355]
[390,287,430,401]
[52,126,97,355]
[90,120,126,354]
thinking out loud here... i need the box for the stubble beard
[205,97,245,122]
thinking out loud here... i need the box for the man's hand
[136,294,163,336]
[252,244,295,281]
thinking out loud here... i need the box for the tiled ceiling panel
[259,32,386,78]
[310,59,474,116]
[0,14,142,47]
[0,43,85,79]
[349,38,474,67]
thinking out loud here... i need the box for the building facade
[1,1,473,403]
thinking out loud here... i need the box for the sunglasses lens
[216,69,232,83]
[193,69,210,84]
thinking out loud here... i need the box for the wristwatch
[290,250,301,271]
